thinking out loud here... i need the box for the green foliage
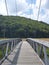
[0,15,49,38]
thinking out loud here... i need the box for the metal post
[33,42,35,50]
[36,43,39,54]
[11,41,13,51]
[1,47,5,57]
[14,40,15,47]
[43,46,48,65]
[5,43,9,58]
[39,45,43,57]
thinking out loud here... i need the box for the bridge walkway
[2,40,45,65]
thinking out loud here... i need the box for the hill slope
[0,15,49,38]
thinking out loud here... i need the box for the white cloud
[45,0,49,9]
[36,0,40,8]
[38,0,49,24]
[0,0,49,24]
[39,9,49,23]
[16,0,49,24]
[0,0,7,15]
[16,0,28,12]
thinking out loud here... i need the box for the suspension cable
[30,0,32,19]
[5,0,8,15]
[15,0,17,16]
[37,0,42,21]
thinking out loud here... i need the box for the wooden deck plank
[2,41,45,65]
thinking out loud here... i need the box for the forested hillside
[0,15,49,38]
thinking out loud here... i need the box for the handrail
[0,38,20,45]
[0,38,21,65]
[27,38,49,48]
[27,38,49,65]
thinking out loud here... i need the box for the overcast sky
[0,0,49,24]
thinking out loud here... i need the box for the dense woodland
[0,15,49,38]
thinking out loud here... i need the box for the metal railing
[0,38,21,64]
[27,38,49,65]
